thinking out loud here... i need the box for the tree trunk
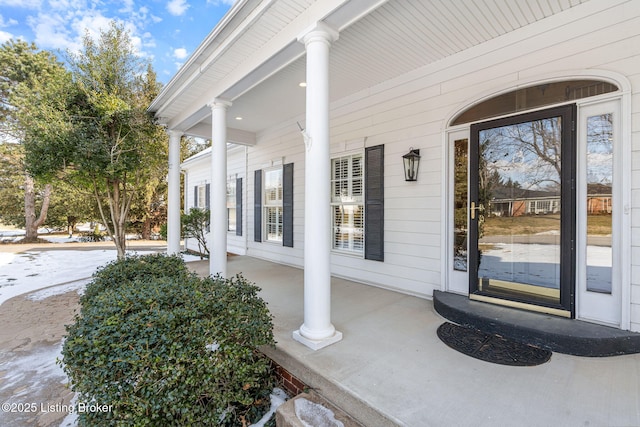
[23,174,52,242]
[67,216,77,238]
[141,216,152,240]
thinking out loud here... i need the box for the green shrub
[82,253,192,301]
[181,208,210,259]
[159,223,168,240]
[61,255,276,426]
[79,229,107,242]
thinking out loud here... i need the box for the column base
[293,329,343,351]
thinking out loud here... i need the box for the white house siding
[182,150,210,255]
[182,146,247,256]
[226,145,248,255]
[179,0,640,330]
[246,124,306,268]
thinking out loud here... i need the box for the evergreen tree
[24,23,167,257]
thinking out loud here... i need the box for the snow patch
[0,249,158,307]
[250,387,288,427]
[205,341,220,352]
[26,279,90,301]
[58,394,78,427]
[0,343,66,397]
[294,397,344,427]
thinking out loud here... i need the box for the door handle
[470,201,483,220]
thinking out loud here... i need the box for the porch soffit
[152,0,349,131]
[154,0,590,138]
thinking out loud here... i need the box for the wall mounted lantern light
[402,148,421,182]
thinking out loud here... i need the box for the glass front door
[469,105,576,315]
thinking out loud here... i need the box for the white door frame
[576,98,624,327]
[444,128,470,295]
[443,96,631,329]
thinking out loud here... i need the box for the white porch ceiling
[154,0,589,138]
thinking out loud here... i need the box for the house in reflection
[490,188,561,217]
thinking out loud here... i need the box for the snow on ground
[26,279,90,301]
[0,235,202,307]
[250,388,288,426]
[479,243,612,289]
[0,249,156,307]
[0,343,67,400]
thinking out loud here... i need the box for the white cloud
[118,0,135,14]
[206,0,237,5]
[173,47,187,59]
[0,0,42,8]
[28,12,78,51]
[0,30,13,43]
[71,13,115,41]
[167,0,189,16]
[0,14,18,27]
[142,32,156,48]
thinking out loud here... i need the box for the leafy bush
[182,208,210,259]
[81,253,191,301]
[158,223,168,240]
[79,229,107,242]
[61,255,276,426]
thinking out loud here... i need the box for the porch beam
[293,22,342,350]
[167,129,183,255]
[208,99,232,277]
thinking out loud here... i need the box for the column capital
[297,21,339,48]
[167,129,183,140]
[207,98,232,110]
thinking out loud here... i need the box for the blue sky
[0,0,235,84]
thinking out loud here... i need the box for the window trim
[263,167,284,243]
[195,184,207,210]
[226,178,236,233]
[331,152,365,256]
[451,79,619,127]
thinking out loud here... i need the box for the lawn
[483,214,611,236]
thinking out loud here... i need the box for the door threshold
[435,291,640,356]
[470,293,571,318]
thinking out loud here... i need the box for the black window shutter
[236,177,243,236]
[193,186,198,209]
[365,145,384,261]
[254,170,262,242]
[283,163,294,247]
[205,183,211,232]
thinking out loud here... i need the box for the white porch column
[209,100,231,277]
[167,129,183,255]
[293,22,342,350]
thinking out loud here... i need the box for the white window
[227,179,236,232]
[331,154,364,254]
[196,184,207,210]
[263,168,283,242]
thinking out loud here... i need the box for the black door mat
[437,322,552,366]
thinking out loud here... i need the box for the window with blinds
[226,179,236,232]
[331,154,364,254]
[263,168,283,242]
[197,185,207,209]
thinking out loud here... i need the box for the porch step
[261,345,400,427]
[433,290,640,357]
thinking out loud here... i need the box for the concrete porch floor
[188,256,640,427]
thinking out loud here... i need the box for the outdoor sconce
[402,148,421,182]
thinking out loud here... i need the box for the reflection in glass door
[585,113,613,294]
[469,105,575,315]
